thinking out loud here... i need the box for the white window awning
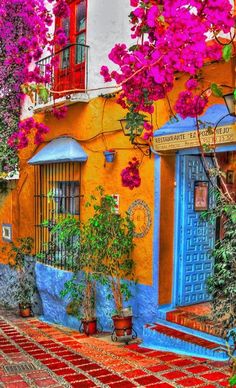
[28,137,88,165]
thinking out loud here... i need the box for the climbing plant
[0,0,69,175]
[100,0,235,187]
[203,191,236,336]
[101,0,235,139]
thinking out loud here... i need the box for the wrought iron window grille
[34,162,82,270]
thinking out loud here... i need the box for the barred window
[34,162,81,270]
[53,181,80,215]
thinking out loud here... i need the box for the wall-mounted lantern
[223,93,236,117]
[118,118,151,156]
[119,118,144,137]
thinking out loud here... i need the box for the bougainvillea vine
[101,0,235,140]
[0,0,69,177]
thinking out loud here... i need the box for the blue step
[142,319,229,361]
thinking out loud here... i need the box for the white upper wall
[86,0,133,98]
[30,0,235,107]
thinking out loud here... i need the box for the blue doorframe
[172,145,236,307]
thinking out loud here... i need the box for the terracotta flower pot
[19,304,31,318]
[82,318,97,336]
[112,315,132,337]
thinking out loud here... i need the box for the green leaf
[129,44,139,52]
[229,375,236,386]
[38,86,49,103]
[158,15,165,23]
[21,84,28,94]
[30,84,37,92]
[223,44,232,62]
[234,89,236,100]
[211,83,223,97]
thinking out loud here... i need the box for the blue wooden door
[177,155,215,306]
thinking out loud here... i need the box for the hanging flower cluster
[52,106,68,120]
[121,158,141,189]
[0,0,69,175]
[174,78,209,119]
[8,118,49,149]
[101,0,234,139]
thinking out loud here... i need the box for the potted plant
[85,188,136,340]
[4,237,35,317]
[103,149,116,163]
[60,273,97,335]
[50,214,99,335]
[50,188,135,338]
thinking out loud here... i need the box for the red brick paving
[178,377,205,386]
[124,369,148,378]
[202,372,229,381]
[0,307,232,387]
[186,365,211,374]
[162,370,188,380]
[147,365,171,373]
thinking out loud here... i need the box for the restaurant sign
[153,124,236,152]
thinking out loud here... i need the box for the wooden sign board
[153,124,236,152]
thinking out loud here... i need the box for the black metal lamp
[223,92,236,116]
[118,118,144,137]
[118,118,151,156]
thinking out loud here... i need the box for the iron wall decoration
[226,170,235,184]
[128,199,152,238]
[194,181,209,211]
[2,224,12,242]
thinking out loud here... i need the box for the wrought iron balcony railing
[35,43,89,107]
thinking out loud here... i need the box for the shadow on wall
[0,258,43,316]
[0,180,16,208]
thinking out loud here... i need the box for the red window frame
[54,0,87,94]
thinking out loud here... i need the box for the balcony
[34,43,90,112]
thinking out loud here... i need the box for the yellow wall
[0,59,234,294]
[0,96,158,285]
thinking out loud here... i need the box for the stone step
[166,308,222,337]
[142,319,229,361]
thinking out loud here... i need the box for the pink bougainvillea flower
[1,0,70,170]
[121,158,141,190]
[130,0,139,6]
[53,106,68,120]
[185,78,199,90]
[53,0,70,18]
[175,91,208,119]
[101,0,234,152]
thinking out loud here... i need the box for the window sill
[34,92,90,113]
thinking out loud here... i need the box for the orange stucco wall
[0,59,234,294]
[0,96,164,285]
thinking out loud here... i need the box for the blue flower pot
[103,151,116,163]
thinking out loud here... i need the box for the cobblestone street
[0,307,231,387]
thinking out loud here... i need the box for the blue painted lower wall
[35,262,159,336]
[0,260,42,315]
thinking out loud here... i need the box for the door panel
[177,155,215,306]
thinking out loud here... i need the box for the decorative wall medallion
[128,200,152,238]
